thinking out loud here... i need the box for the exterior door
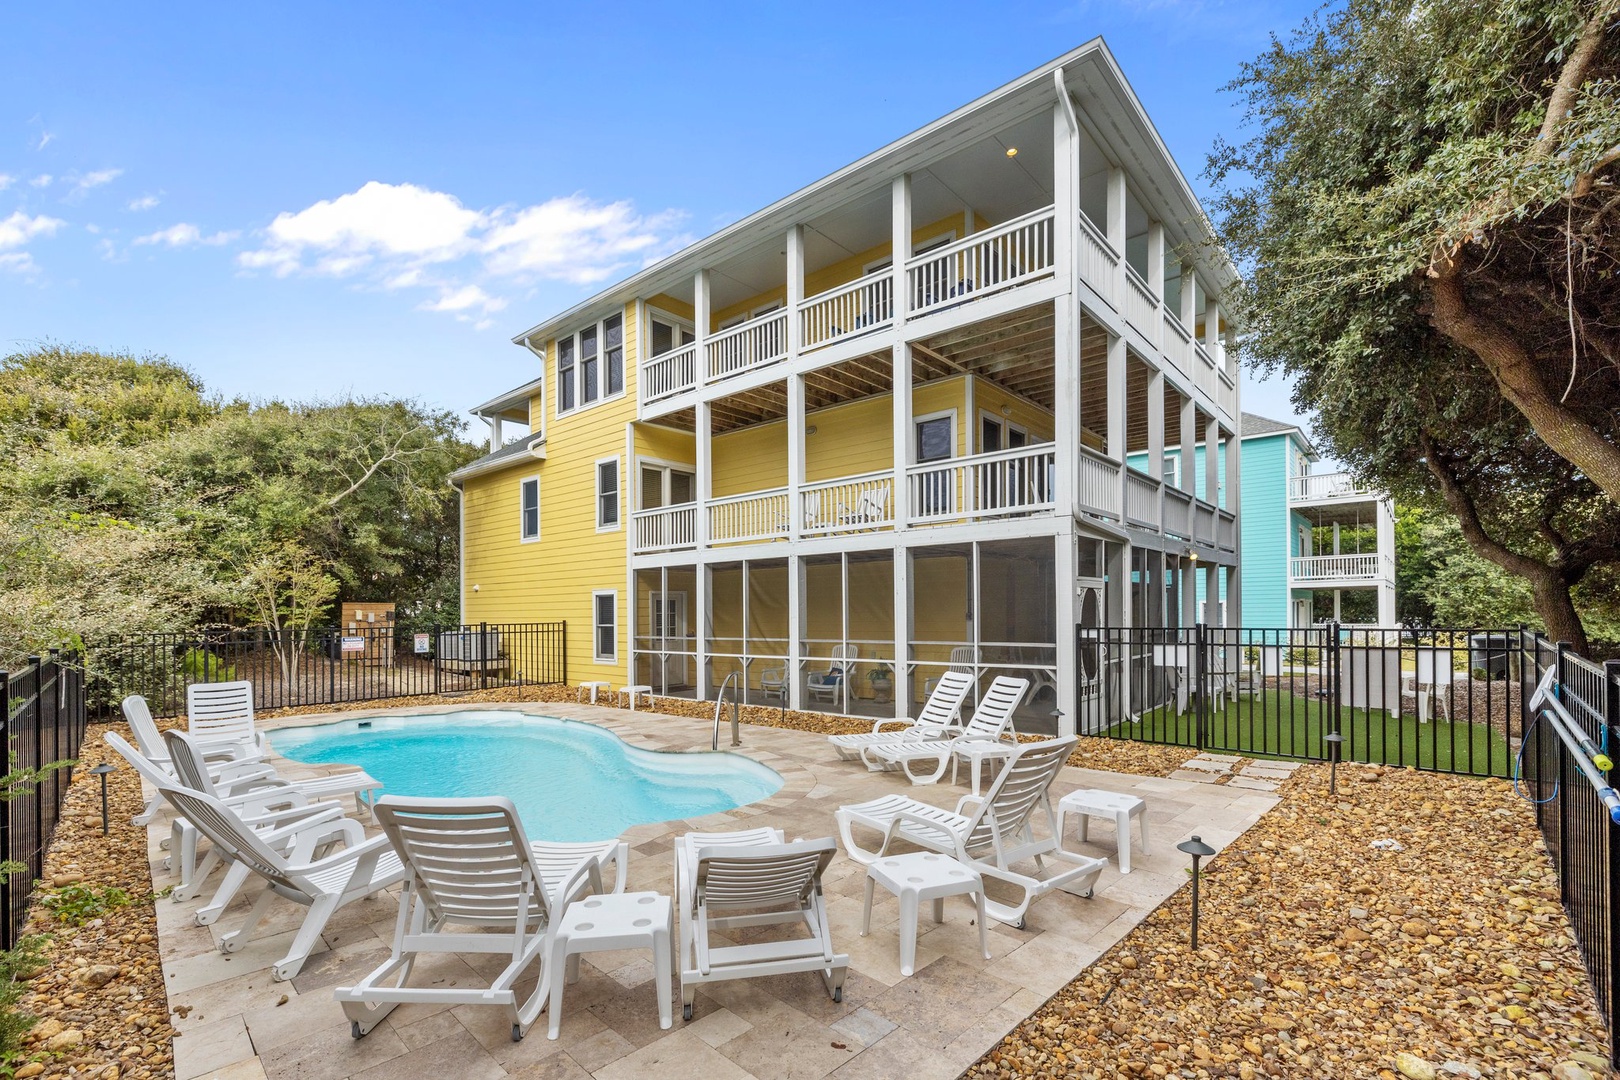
[651,591,690,688]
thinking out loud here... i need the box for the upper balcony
[1290,553,1395,584]
[1289,471,1379,505]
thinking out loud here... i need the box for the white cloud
[0,174,12,192]
[134,222,237,248]
[482,195,689,285]
[0,211,65,251]
[239,181,485,277]
[71,168,122,193]
[419,284,507,316]
[29,174,52,188]
[36,131,54,151]
[128,194,161,211]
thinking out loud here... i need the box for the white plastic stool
[576,681,610,704]
[547,891,672,1040]
[619,685,653,711]
[1056,789,1150,874]
[861,852,987,976]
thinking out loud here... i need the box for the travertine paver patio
[153,703,1279,1080]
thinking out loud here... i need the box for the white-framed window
[593,590,618,662]
[638,460,695,510]
[1162,453,1180,488]
[979,411,1028,454]
[519,476,540,542]
[914,409,957,463]
[866,231,955,277]
[595,457,621,531]
[556,312,625,416]
[648,310,696,357]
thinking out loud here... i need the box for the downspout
[1054,67,1078,135]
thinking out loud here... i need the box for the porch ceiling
[917,302,1055,410]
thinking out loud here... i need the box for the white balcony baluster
[1077,447,1121,519]
[640,343,698,403]
[799,271,893,351]
[1288,472,1377,502]
[632,505,696,554]
[1077,215,1117,309]
[907,207,1056,318]
[906,444,1056,525]
[1123,266,1160,348]
[1124,471,1161,528]
[799,471,894,535]
[707,488,790,545]
[1290,554,1386,581]
[705,311,789,383]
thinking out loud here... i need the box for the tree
[1211,0,1620,649]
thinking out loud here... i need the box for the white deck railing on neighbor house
[1077,215,1117,308]
[1290,553,1391,581]
[1077,446,1122,519]
[1123,266,1160,348]
[707,488,790,545]
[640,343,698,403]
[907,206,1056,318]
[1124,471,1161,528]
[1289,472,1377,502]
[632,505,697,554]
[1194,343,1220,401]
[1217,370,1236,416]
[1195,500,1217,546]
[1163,486,1193,538]
[706,310,789,383]
[800,270,893,351]
[906,444,1056,525]
[1162,312,1191,375]
[1217,510,1237,551]
[800,471,894,535]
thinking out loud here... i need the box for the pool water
[270,711,783,841]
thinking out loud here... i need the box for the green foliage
[179,648,233,682]
[0,345,481,668]
[0,935,49,1064]
[38,884,131,926]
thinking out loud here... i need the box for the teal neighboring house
[1127,412,1396,627]
[1238,414,1395,628]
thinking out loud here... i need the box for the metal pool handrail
[713,672,741,751]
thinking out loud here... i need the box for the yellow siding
[970,379,1055,451]
[461,301,640,685]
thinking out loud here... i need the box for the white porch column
[1053,103,1080,519]
[1203,563,1219,625]
[893,342,913,526]
[696,561,710,700]
[788,554,804,712]
[894,544,912,721]
[1147,368,1165,523]
[694,269,711,384]
[1204,297,1220,352]
[1178,395,1197,496]
[1204,413,1220,506]
[1106,167,1127,303]
[1227,566,1242,628]
[1107,334,1127,517]
[1181,266,1198,329]
[1378,498,1398,625]
[1181,556,1197,629]
[1055,528,1077,737]
[786,224,804,359]
[892,174,912,324]
[695,400,712,549]
[788,374,805,541]
[1147,220,1165,299]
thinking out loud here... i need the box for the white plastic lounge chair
[758,666,787,702]
[835,735,1105,928]
[827,669,974,761]
[806,645,857,706]
[335,796,611,1042]
[187,680,270,759]
[121,695,271,825]
[105,731,355,905]
[924,646,977,697]
[675,828,846,1019]
[158,784,406,981]
[860,675,1027,784]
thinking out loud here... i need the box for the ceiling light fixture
[1005,147,1019,158]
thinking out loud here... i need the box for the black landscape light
[89,763,116,835]
[1178,834,1217,949]
[1325,731,1345,794]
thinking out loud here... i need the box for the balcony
[906,207,1056,319]
[1290,553,1393,582]
[800,270,893,352]
[1289,471,1378,503]
[906,444,1057,526]
[632,504,696,553]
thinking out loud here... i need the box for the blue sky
[0,0,1319,433]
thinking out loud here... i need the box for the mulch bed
[9,727,173,1079]
[969,764,1617,1080]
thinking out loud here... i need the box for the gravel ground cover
[970,763,1617,1080]
[10,727,173,1079]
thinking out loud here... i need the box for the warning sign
[413,633,431,655]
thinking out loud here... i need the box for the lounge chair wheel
[351,1022,362,1040]
[512,1024,523,1043]
[683,1004,694,1021]
[833,987,843,1003]
[272,962,298,981]
[219,938,242,954]
[1014,918,1027,931]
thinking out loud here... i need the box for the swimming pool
[270,711,783,842]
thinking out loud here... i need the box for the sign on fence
[413,633,430,655]
[340,636,365,655]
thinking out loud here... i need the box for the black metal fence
[1082,624,1526,777]
[1518,633,1620,1066]
[87,622,567,719]
[0,652,88,950]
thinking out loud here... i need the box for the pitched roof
[449,434,543,483]
[1241,412,1318,457]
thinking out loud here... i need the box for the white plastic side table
[547,891,672,1040]
[1056,789,1150,874]
[618,684,653,711]
[861,852,988,976]
[576,681,611,704]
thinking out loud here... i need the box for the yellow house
[452,39,1243,736]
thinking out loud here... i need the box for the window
[1162,454,1180,488]
[556,313,626,415]
[596,458,620,530]
[639,462,695,510]
[649,313,694,357]
[915,414,954,463]
[519,477,540,541]
[593,591,618,662]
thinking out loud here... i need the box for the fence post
[1327,622,1343,760]
[432,624,441,697]
[1193,623,1206,752]
[1556,641,1572,893]
[1604,656,1620,1064]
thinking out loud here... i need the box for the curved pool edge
[257,701,815,834]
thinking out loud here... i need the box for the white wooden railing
[1194,500,1217,545]
[640,343,698,403]
[1162,312,1190,375]
[1290,554,1390,581]
[1163,486,1193,538]
[706,310,788,383]
[708,488,789,545]
[1217,510,1237,551]
[1289,472,1377,501]
[1077,215,1117,308]
[906,444,1055,524]
[1217,370,1236,417]
[631,505,696,554]
[907,206,1055,318]
[1124,471,1160,527]
[1077,446,1121,518]
[1123,266,1160,348]
[800,471,894,535]
[800,270,893,351]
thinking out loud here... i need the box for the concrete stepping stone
[1168,769,1225,785]
[1179,758,1233,774]
[1227,776,1281,792]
